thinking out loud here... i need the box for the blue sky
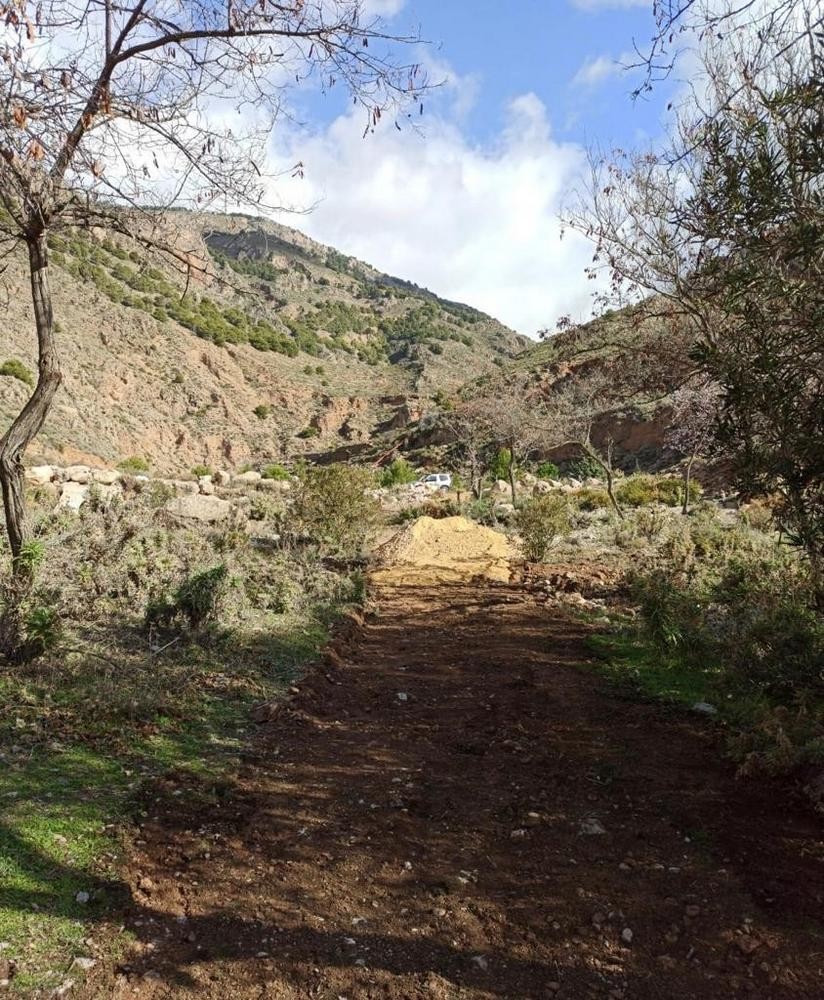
[394,0,671,147]
[272,0,681,337]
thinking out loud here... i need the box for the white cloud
[362,0,408,15]
[271,93,596,337]
[571,0,647,9]
[572,50,635,87]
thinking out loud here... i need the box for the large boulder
[198,475,216,496]
[64,465,93,484]
[165,493,235,523]
[57,482,89,511]
[533,480,552,495]
[162,479,199,495]
[492,479,510,495]
[234,470,262,485]
[92,469,121,485]
[212,469,232,486]
[258,478,290,492]
[25,465,55,486]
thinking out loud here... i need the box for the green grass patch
[587,630,721,707]
[0,604,341,992]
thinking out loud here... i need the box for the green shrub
[573,487,611,511]
[632,550,824,698]
[630,569,706,653]
[253,403,272,420]
[146,564,230,631]
[16,540,45,577]
[489,448,512,482]
[379,458,417,487]
[174,565,230,629]
[117,455,150,473]
[535,461,560,481]
[615,475,661,508]
[294,464,380,556]
[515,495,572,562]
[22,605,62,658]
[616,474,703,508]
[297,426,320,440]
[190,464,213,478]
[563,455,604,480]
[465,497,496,526]
[0,359,34,387]
[262,464,290,481]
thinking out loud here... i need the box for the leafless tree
[631,0,814,97]
[532,371,627,519]
[0,0,427,570]
[471,381,547,505]
[666,381,722,513]
[440,400,496,501]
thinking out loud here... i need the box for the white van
[418,472,452,491]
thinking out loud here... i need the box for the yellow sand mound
[371,516,515,584]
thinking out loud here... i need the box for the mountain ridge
[0,210,529,474]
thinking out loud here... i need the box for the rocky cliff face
[0,211,528,474]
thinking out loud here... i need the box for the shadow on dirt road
[82,582,824,999]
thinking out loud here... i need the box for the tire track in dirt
[84,581,824,999]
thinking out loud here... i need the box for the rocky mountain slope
[457,305,696,469]
[0,211,527,474]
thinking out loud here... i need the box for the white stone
[579,815,607,836]
[92,469,121,485]
[165,479,199,495]
[57,482,89,511]
[25,465,55,485]
[165,493,235,523]
[212,469,232,486]
[94,483,122,504]
[198,476,216,496]
[64,464,93,484]
[492,479,509,494]
[234,470,262,484]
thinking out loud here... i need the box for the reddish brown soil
[85,582,824,999]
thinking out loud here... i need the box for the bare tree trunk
[470,453,482,500]
[604,464,624,520]
[0,233,62,569]
[682,454,695,515]
[582,438,624,520]
[508,441,517,505]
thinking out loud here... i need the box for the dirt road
[87,582,824,999]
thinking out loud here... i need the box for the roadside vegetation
[589,500,823,779]
[0,475,370,991]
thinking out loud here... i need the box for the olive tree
[0,0,426,570]
[565,7,824,601]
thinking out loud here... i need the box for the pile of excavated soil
[371,515,515,584]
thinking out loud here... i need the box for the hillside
[455,304,698,469]
[0,211,528,473]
